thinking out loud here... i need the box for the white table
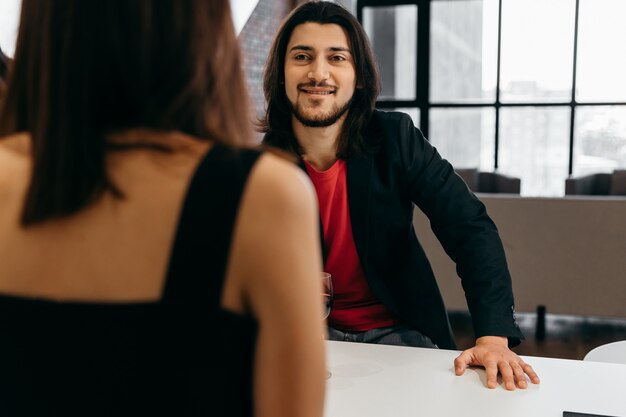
[325,341,626,417]
[584,341,626,365]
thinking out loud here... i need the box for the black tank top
[0,144,262,416]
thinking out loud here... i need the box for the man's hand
[454,336,540,390]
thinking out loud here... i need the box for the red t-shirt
[305,159,398,331]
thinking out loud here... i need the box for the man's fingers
[455,346,541,391]
[511,361,528,389]
[498,360,516,390]
[521,361,541,384]
[453,351,471,375]
[484,360,499,389]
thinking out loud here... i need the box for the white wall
[231,0,259,35]
[0,0,21,56]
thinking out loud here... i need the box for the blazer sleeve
[394,113,524,345]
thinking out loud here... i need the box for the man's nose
[307,59,329,82]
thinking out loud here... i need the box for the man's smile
[299,85,336,95]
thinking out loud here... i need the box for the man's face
[284,22,357,128]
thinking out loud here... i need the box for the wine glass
[321,272,333,379]
[321,272,333,320]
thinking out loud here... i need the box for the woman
[0,45,11,98]
[0,1,326,416]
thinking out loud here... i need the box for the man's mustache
[298,82,336,90]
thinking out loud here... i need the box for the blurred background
[2,0,625,359]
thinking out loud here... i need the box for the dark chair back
[565,173,612,195]
[455,168,521,194]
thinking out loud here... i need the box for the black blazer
[310,110,523,350]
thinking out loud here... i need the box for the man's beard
[289,96,352,128]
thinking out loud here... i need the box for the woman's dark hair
[0,46,10,100]
[259,1,381,158]
[0,46,9,82]
[0,0,251,225]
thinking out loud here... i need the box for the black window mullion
[494,0,503,171]
[569,0,581,176]
[416,0,430,138]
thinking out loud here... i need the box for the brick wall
[239,0,296,141]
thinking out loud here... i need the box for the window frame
[357,0,626,174]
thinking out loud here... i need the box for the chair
[565,170,626,196]
[455,168,521,194]
[611,169,626,195]
[583,340,626,365]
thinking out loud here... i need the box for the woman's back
[0,132,209,301]
[0,1,325,415]
[0,291,257,416]
[0,132,326,417]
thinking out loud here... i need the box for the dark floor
[449,310,626,360]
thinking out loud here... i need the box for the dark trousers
[327,324,438,348]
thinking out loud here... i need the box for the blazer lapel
[347,154,373,264]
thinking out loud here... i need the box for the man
[261,1,540,390]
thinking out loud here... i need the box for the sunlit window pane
[430,0,498,103]
[576,0,626,102]
[499,0,576,103]
[429,108,495,170]
[363,5,417,100]
[573,106,626,176]
[499,107,570,196]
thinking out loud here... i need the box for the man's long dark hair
[260,1,381,158]
[0,0,251,225]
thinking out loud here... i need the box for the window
[362,5,417,100]
[358,0,626,196]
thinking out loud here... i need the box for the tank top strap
[161,144,262,305]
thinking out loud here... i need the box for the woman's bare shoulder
[245,152,317,216]
[0,132,30,159]
[220,150,322,316]
[224,150,326,417]
[0,133,31,187]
